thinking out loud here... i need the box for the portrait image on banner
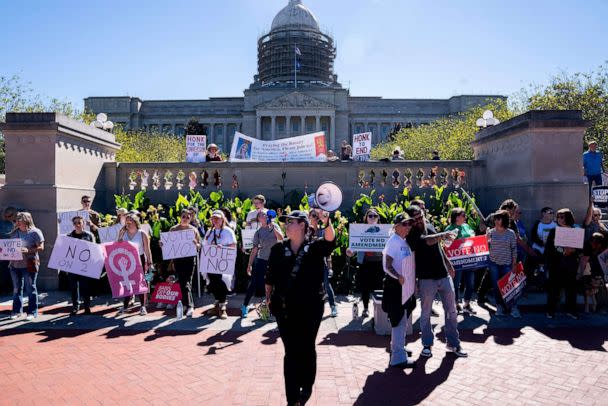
[57,210,90,235]
[229,131,327,162]
[352,132,372,161]
[48,235,105,279]
[186,135,207,163]
[103,241,148,298]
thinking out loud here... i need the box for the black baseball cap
[279,210,309,224]
[393,212,413,225]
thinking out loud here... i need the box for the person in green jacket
[445,208,477,314]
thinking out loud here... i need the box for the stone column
[256,115,262,139]
[315,116,321,132]
[330,114,336,151]
[209,123,216,144]
[223,123,228,150]
[377,122,382,142]
[271,116,276,141]
[286,116,291,138]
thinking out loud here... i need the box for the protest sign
[150,282,183,304]
[103,241,148,298]
[348,224,392,252]
[0,239,23,261]
[241,228,256,250]
[160,229,197,260]
[352,132,372,161]
[229,131,327,162]
[199,245,237,276]
[48,235,105,279]
[593,186,608,208]
[444,235,489,271]
[555,226,585,249]
[498,262,526,305]
[57,210,90,235]
[186,135,207,163]
[98,224,122,243]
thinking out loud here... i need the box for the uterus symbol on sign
[108,248,137,293]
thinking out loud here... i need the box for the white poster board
[554,226,585,249]
[0,239,23,261]
[98,224,122,243]
[57,211,90,235]
[48,235,105,279]
[241,229,256,250]
[352,132,372,162]
[160,230,198,260]
[199,245,237,276]
[348,224,393,252]
[229,131,327,162]
[186,134,207,163]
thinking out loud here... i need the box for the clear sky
[1,0,607,110]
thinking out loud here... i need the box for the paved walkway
[1,292,608,405]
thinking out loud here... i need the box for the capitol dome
[271,0,320,31]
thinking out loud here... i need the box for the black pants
[69,273,91,309]
[276,301,324,405]
[244,258,267,306]
[208,273,227,303]
[358,260,383,309]
[546,266,578,315]
[174,256,195,308]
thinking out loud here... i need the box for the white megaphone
[308,182,343,212]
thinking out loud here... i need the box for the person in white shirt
[245,194,267,230]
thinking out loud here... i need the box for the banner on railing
[352,132,372,161]
[229,131,327,162]
[186,135,207,163]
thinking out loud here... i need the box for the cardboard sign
[498,262,526,305]
[348,224,392,252]
[160,229,197,260]
[103,241,148,298]
[199,245,237,276]
[98,224,122,243]
[444,235,489,271]
[0,239,23,261]
[186,135,207,163]
[150,282,183,304]
[555,226,585,249]
[352,132,372,162]
[48,235,105,279]
[57,211,90,235]
[229,131,327,162]
[241,228,256,250]
[593,186,608,208]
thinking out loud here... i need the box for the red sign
[151,282,183,304]
[314,134,327,157]
[103,241,148,298]
[444,235,489,271]
[498,262,526,305]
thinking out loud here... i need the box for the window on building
[175,124,185,137]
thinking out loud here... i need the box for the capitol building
[85,0,503,152]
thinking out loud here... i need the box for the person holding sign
[241,210,283,317]
[544,209,581,319]
[203,210,237,319]
[8,212,44,320]
[80,195,100,233]
[67,216,95,315]
[163,209,201,317]
[0,207,17,294]
[245,195,267,230]
[265,210,335,406]
[206,143,223,162]
[117,213,153,316]
[382,212,417,369]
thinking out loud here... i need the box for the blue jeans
[418,277,460,348]
[453,269,475,302]
[10,267,38,315]
[587,174,603,194]
[243,258,267,307]
[488,261,513,311]
[324,266,336,308]
[390,311,409,365]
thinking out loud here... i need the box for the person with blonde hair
[9,212,45,320]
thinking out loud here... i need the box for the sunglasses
[286,219,301,225]
[82,200,91,204]
[399,221,413,227]
[367,214,378,218]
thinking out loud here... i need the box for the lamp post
[476,110,500,128]
[90,113,114,132]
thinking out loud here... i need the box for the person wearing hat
[265,210,335,406]
[382,212,417,368]
[115,208,128,226]
[392,147,404,161]
[202,210,236,319]
[206,144,223,162]
[583,140,604,193]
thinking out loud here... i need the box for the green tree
[185,118,207,136]
[115,126,186,163]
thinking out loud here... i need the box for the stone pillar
[330,114,336,151]
[377,122,382,142]
[315,116,321,132]
[286,116,291,138]
[256,116,262,139]
[209,123,215,144]
[271,116,276,141]
[0,113,121,290]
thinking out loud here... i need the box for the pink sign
[150,282,183,304]
[103,241,148,298]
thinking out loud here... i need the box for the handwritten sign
[160,229,197,260]
[199,245,237,276]
[352,132,372,162]
[0,239,23,261]
[98,224,122,243]
[498,262,526,305]
[57,210,90,235]
[103,241,148,298]
[444,236,489,271]
[555,226,585,249]
[241,229,256,250]
[186,135,207,163]
[150,282,183,304]
[348,224,392,252]
[48,235,105,279]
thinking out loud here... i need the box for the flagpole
[294,45,297,89]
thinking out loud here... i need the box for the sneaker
[241,305,249,317]
[511,307,521,319]
[447,345,468,358]
[10,313,21,320]
[219,304,228,319]
[25,313,37,321]
[156,302,166,309]
[566,312,579,320]
[166,304,175,310]
[420,346,433,358]
[390,359,416,369]
[330,306,338,317]
[430,308,440,317]
[186,307,194,318]
[495,307,505,317]
[139,306,147,316]
[462,304,477,315]
[362,309,369,318]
